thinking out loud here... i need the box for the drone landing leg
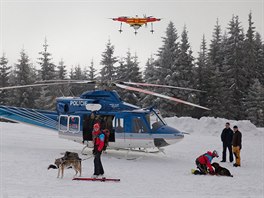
[150,23,154,34]
[119,22,123,33]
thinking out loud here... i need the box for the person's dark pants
[94,152,104,175]
[195,159,207,175]
[222,143,233,162]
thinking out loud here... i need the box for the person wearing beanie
[232,125,242,167]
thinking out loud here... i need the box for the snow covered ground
[0,117,263,198]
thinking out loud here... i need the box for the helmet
[212,150,219,158]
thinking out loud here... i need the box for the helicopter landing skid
[122,147,165,154]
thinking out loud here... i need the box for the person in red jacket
[92,123,105,178]
[195,150,219,175]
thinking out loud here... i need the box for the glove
[92,149,98,155]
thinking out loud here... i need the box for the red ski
[73,177,120,182]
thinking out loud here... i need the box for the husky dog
[48,151,82,178]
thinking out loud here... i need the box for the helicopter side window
[114,118,124,133]
[146,111,165,131]
[132,117,147,133]
[59,115,68,132]
[69,116,80,133]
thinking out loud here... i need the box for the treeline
[0,13,263,126]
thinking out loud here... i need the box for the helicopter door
[113,116,126,146]
[127,116,152,148]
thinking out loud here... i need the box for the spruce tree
[116,57,127,81]
[172,25,195,116]
[207,19,225,117]
[57,59,67,80]
[70,64,87,96]
[117,50,143,105]
[244,12,257,82]
[100,40,118,85]
[57,59,70,96]
[255,32,264,85]
[88,59,97,80]
[244,79,264,126]
[194,35,210,117]
[12,49,36,108]
[222,15,247,120]
[142,55,159,108]
[38,38,56,81]
[154,21,180,116]
[144,55,156,83]
[0,53,11,105]
[36,38,57,110]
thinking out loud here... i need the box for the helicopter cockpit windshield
[146,109,166,131]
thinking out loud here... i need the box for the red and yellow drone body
[111,15,161,35]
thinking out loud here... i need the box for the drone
[111,15,161,35]
[0,81,209,153]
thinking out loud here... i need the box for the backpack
[101,129,110,151]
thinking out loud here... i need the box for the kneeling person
[195,150,219,175]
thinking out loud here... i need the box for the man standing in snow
[92,123,105,178]
[220,122,234,162]
[232,125,242,167]
[195,150,219,175]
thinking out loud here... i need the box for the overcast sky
[1,0,263,73]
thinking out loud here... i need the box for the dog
[48,151,82,178]
[211,162,233,177]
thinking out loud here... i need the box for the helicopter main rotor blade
[121,82,206,92]
[0,81,94,90]
[115,83,210,110]
[35,80,95,84]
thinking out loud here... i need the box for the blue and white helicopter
[0,81,209,152]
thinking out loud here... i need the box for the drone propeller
[120,82,206,93]
[115,83,210,110]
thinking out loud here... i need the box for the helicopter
[0,81,209,152]
[111,15,161,35]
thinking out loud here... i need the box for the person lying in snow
[194,150,219,175]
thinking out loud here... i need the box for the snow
[0,117,263,198]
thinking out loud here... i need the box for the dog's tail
[47,164,58,170]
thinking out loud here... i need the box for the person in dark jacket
[220,122,233,162]
[232,125,242,167]
[92,123,105,178]
[195,150,219,175]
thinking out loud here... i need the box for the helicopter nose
[164,133,184,145]
[154,133,184,147]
